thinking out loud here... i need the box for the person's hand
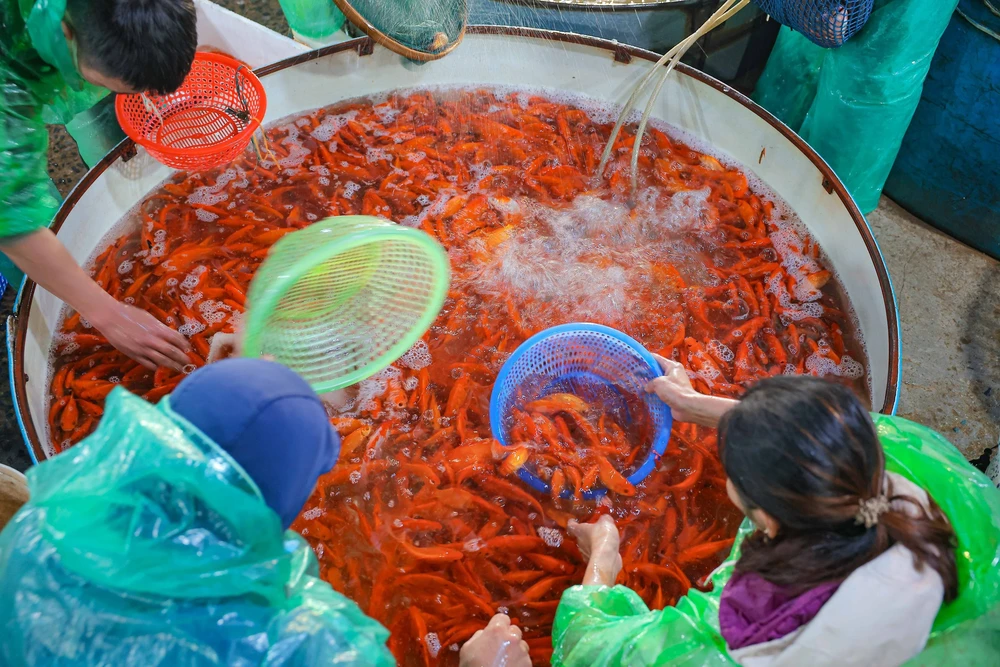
[644,354,706,423]
[568,515,622,586]
[644,354,739,428]
[459,614,531,667]
[89,301,191,371]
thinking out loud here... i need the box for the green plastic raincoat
[0,388,395,666]
[552,415,1000,666]
[0,0,108,284]
[752,0,960,213]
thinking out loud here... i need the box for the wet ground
[2,0,997,473]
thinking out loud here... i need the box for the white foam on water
[179,291,202,309]
[311,110,358,142]
[399,188,458,228]
[765,274,825,322]
[187,168,240,206]
[194,208,218,223]
[469,192,714,329]
[398,340,432,370]
[424,634,441,658]
[178,316,205,337]
[537,526,563,548]
[301,507,325,520]
[180,266,207,291]
[806,351,865,380]
[707,340,735,363]
[366,147,391,164]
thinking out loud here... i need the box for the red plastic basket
[115,52,267,171]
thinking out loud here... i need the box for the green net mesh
[335,0,467,58]
[242,216,450,394]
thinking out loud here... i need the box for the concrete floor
[2,0,998,472]
[867,200,1000,461]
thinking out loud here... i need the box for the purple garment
[719,572,841,650]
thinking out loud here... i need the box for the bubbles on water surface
[469,191,719,329]
[806,352,865,380]
[178,317,205,337]
[424,633,441,658]
[398,340,432,370]
[537,526,563,548]
[301,507,325,520]
[311,110,359,142]
[707,340,735,363]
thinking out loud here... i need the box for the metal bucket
[6,28,900,462]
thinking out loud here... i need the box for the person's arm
[567,515,622,587]
[0,228,190,370]
[1,74,190,371]
[645,354,738,428]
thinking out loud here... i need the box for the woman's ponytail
[876,487,959,601]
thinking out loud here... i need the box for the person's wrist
[78,291,119,330]
[589,544,622,575]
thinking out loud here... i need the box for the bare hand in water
[568,515,622,587]
[459,614,531,667]
[90,301,190,371]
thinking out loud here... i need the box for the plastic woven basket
[241,216,450,394]
[115,52,266,171]
[755,0,874,48]
[490,323,672,498]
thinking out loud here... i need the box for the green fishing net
[334,0,467,59]
[552,414,1000,666]
[0,388,394,666]
[752,0,959,213]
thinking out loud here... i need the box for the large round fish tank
[7,28,900,462]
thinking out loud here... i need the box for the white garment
[730,473,945,667]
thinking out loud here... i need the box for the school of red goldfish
[47,88,866,666]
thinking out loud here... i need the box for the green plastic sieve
[241,216,450,393]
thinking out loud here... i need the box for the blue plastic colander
[490,323,672,499]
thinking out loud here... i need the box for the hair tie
[855,495,891,528]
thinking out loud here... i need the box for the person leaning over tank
[561,362,960,666]
[0,357,400,665]
[0,355,531,666]
[0,0,196,371]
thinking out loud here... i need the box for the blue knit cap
[170,358,339,529]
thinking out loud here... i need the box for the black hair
[66,0,197,94]
[718,376,958,600]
